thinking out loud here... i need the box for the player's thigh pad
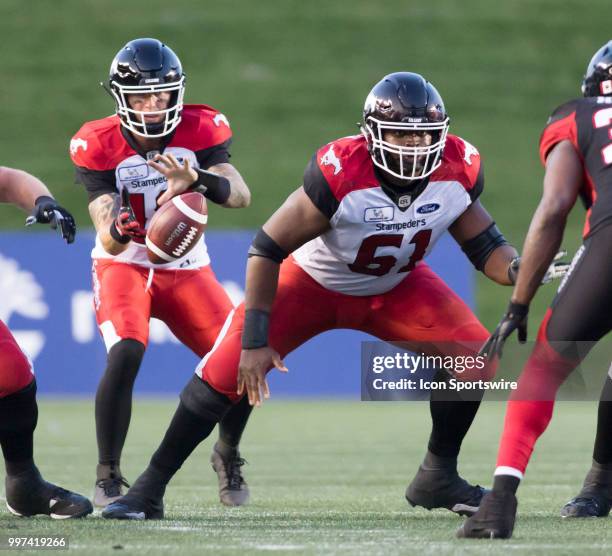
[92,260,152,351]
[197,259,340,399]
[0,321,33,398]
[545,227,612,355]
[152,265,234,358]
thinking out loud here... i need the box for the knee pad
[180,375,232,422]
[104,339,146,382]
[0,379,37,436]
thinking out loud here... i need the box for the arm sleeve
[195,138,232,170]
[302,154,339,220]
[74,166,117,202]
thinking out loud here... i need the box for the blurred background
[0,0,610,395]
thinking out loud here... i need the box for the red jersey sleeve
[539,100,579,165]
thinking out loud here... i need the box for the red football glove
[110,189,145,243]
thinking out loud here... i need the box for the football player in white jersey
[102,72,563,520]
[70,38,253,508]
[0,166,92,518]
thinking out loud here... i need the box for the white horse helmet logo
[461,138,479,166]
[320,145,342,176]
[213,113,230,128]
[70,138,88,155]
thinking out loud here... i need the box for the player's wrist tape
[461,222,509,271]
[242,309,270,349]
[109,221,131,244]
[189,169,231,205]
[247,229,289,263]
[507,256,521,284]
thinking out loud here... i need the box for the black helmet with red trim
[106,38,185,138]
[361,72,449,181]
[582,40,612,97]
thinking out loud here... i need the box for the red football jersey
[293,134,483,295]
[70,105,232,269]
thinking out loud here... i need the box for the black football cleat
[456,490,517,539]
[101,494,163,520]
[210,443,250,507]
[406,465,488,516]
[560,495,612,518]
[5,467,93,519]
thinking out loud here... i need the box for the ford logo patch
[416,203,440,214]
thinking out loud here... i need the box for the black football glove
[478,301,529,359]
[110,189,145,243]
[25,195,76,244]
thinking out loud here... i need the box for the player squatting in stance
[0,166,93,518]
[459,41,612,539]
[69,38,254,508]
[103,72,564,520]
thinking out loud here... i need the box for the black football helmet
[105,38,185,138]
[582,40,612,97]
[361,72,449,181]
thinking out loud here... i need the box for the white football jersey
[71,105,232,269]
[293,134,483,295]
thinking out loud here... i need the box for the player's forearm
[483,244,519,285]
[88,194,130,255]
[511,205,567,305]
[244,256,280,312]
[217,165,251,209]
[0,167,52,211]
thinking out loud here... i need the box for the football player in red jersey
[0,166,92,518]
[101,71,570,520]
[69,38,253,508]
[458,41,612,539]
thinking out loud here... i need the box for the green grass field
[1,400,610,555]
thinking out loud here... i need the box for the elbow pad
[461,222,509,271]
[247,229,289,264]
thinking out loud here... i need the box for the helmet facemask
[109,77,185,138]
[363,115,449,181]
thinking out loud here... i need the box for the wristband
[189,169,231,204]
[109,221,131,244]
[242,309,270,349]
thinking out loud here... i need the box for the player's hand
[114,189,145,240]
[237,346,288,407]
[148,153,198,205]
[26,196,76,244]
[478,301,529,359]
[508,251,570,285]
[541,250,570,284]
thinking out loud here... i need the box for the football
[145,192,208,264]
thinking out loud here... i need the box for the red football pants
[198,258,490,401]
[93,260,233,356]
[0,320,34,398]
[496,226,612,477]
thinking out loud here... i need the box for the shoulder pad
[315,135,377,201]
[431,134,481,193]
[173,104,233,151]
[69,116,126,170]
